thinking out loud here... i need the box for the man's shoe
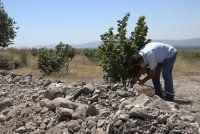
[164,97,174,102]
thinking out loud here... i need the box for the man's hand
[138,79,146,85]
[130,76,138,85]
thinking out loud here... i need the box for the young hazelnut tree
[99,13,151,86]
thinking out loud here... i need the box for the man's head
[130,54,144,66]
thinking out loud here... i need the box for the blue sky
[2,0,200,48]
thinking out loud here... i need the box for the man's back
[139,42,176,69]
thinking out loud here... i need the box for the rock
[132,94,150,108]
[0,91,8,98]
[86,105,99,116]
[90,94,99,103]
[119,100,131,110]
[156,114,167,123]
[99,110,111,117]
[119,114,130,122]
[150,126,158,134]
[40,98,52,108]
[81,83,95,95]
[180,115,195,122]
[56,107,74,121]
[97,119,105,127]
[67,120,81,133]
[117,90,129,97]
[0,114,6,122]
[65,95,73,100]
[15,126,28,133]
[96,128,106,134]
[0,72,200,134]
[0,99,12,112]
[108,91,117,100]
[115,119,123,128]
[87,120,96,129]
[72,105,88,119]
[44,83,63,100]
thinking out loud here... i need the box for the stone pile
[0,70,199,134]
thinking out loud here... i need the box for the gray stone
[87,120,96,129]
[82,83,95,95]
[180,115,195,122]
[157,114,167,124]
[86,105,99,116]
[97,119,105,127]
[132,94,150,108]
[117,90,129,97]
[0,99,12,112]
[115,120,123,128]
[108,91,117,100]
[56,107,74,121]
[72,105,88,119]
[0,114,6,122]
[90,94,99,103]
[67,120,81,133]
[40,98,51,108]
[150,126,158,134]
[15,126,28,133]
[119,101,131,110]
[45,83,63,100]
[0,91,8,98]
[99,111,111,117]
[119,114,130,122]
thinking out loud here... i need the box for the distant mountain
[14,38,200,49]
[74,38,200,48]
[73,41,102,48]
[153,38,200,48]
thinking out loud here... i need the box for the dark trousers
[152,52,177,101]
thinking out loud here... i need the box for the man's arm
[138,68,156,85]
[131,67,145,83]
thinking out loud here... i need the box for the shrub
[37,42,75,75]
[98,13,151,86]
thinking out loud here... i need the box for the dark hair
[130,54,143,65]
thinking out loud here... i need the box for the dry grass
[8,49,200,84]
[173,56,200,82]
[47,55,103,83]
[12,54,104,84]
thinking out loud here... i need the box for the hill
[12,38,200,49]
[75,38,200,48]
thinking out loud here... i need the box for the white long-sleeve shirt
[139,42,177,69]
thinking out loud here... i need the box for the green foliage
[37,42,75,75]
[77,48,99,62]
[0,0,18,48]
[98,13,151,85]
[55,42,76,60]
[31,48,39,57]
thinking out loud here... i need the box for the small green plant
[99,13,151,86]
[37,42,75,75]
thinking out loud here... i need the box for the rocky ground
[0,70,200,134]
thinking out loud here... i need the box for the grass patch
[2,48,199,83]
[174,49,200,81]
